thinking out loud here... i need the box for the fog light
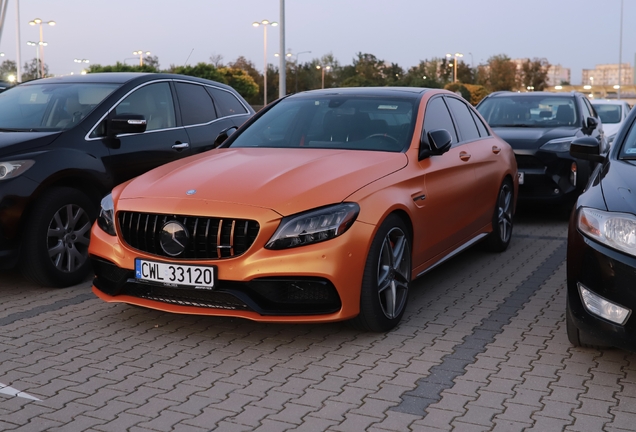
[570,162,577,186]
[578,283,631,325]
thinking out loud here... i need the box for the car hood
[0,131,62,157]
[603,123,622,138]
[492,126,580,150]
[600,158,636,214]
[119,148,408,216]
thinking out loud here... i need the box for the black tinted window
[207,87,248,117]
[423,97,457,144]
[446,97,480,142]
[471,110,489,137]
[175,82,217,126]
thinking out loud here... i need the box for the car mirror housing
[570,136,605,163]
[107,114,147,138]
[213,126,238,148]
[584,116,598,135]
[419,129,452,160]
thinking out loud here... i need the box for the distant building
[581,64,633,86]
[546,65,571,86]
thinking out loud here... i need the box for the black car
[477,91,605,205]
[0,73,254,287]
[566,105,636,352]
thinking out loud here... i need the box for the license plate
[135,259,216,289]
[518,171,524,185]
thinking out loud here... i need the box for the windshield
[477,95,578,128]
[593,104,622,124]
[0,82,118,131]
[229,96,416,152]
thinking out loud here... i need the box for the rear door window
[175,82,217,126]
[446,97,480,142]
[206,87,248,117]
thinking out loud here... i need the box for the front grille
[515,154,546,170]
[118,211,260,260]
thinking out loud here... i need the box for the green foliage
[518,58,550,91]
[483,54,518,91]
[88,62,159,73]
[167,62,225,82]
[218,67,259,99]
[444,83,472,102]
[0,60,16,82]
[22,58,49,81]
[462,84,490,105]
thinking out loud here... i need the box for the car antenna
[183,49,194,67]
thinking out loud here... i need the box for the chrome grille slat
[117,211,260,260]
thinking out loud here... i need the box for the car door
[174,81,238,155]
[412,96,478,266]
[445,96,503,231]
[98,81,192,186]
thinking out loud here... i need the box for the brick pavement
[1,212,635,431]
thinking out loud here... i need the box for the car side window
[580,98,592,120]
[206,87,248,117]
[175,82,217,126]
[583,98,597,118]
[446,97,480,142]
[423,97,458,145]
[115,82,176,132]
[470,110,489,137]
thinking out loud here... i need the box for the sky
[0,0,632,84]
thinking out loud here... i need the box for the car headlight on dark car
[540,136,576,152]
[97,193,116,236]
[0,160,35,180]
[266,203,360,250]
[578,207,636,257]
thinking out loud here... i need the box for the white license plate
[135,259,216,289]
[518,171,524,185]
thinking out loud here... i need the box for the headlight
[577,207,636,257]
[97,193,116,236]
[0,160,35,180]
[540,136,576,152]
[265,203,360,250]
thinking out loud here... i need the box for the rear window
[593,104,622,124]
[478,95,578,128]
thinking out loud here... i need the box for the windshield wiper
[491,124,535,128]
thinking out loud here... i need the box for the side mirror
[419,129,452,160]
[213,126,238,148]
[107,114,147,138]
[584,116,598,135]
[570,136,605,163]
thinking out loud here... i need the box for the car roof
[290,86,430,101]
[487,91,578,98]
[591,99,629,105]
[19,72,238,92]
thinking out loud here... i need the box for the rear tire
[350,214,411,332]
[20,187,97,287]
[483,179,514,252]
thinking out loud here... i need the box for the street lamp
[74,59,89,75]
[133,51,151,67]
[29,18,55,79]
[277,50,311,93]
[316,65,331,89]
[446,52,463,83]
[26,40,47,78]
[253,19,278,106]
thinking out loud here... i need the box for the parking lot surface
[1,211,635,431]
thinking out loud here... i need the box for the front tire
[350,214,412,332]
[483,179,514,252]
[20,187,97,287]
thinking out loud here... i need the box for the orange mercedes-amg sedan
[89,88,518,331]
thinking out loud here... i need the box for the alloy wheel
[497,184,513,244]
[376,227,411,319]
[46,204,92,273]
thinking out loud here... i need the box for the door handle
[492,146,501,154]
[172,142,189,150]
[459,151,471,161]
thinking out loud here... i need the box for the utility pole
[279,0,286,98]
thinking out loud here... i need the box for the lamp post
[26,40,46,78]
[74,58,89,75]
[446,52,463,83]
[29,18,54,78]
[253,19,278,106]
[277,50,311,93]
[133,51,151,67]
[617,0,623,99]
[316,65,331,89]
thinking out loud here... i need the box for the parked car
[89,88,518,331]
[477,91,605,205]
[591,99,631,146]
[0,73,254,287]
[566,104,636,352]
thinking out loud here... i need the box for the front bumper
[515,149,587,202]
[566,223,636,352]
[0,175,40,267]
[89,212,376,323]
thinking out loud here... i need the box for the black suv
[0,73,253,287]
[477,91,605,205]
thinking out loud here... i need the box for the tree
[518,58,550,91]
[209,54,224,68]
[484,54,518,91]
[0,60,16,82]
[22,58,48,81]
[167,62,225,82]
[341,53,387,87]
[218,67,259,100]
[88,62,158,73]
[143,55,160,70]
[456,61,475,84]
